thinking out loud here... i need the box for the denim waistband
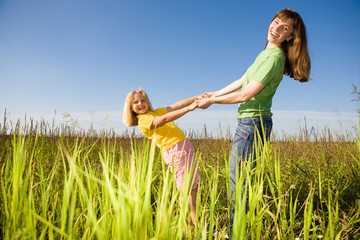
[238,116,272,122]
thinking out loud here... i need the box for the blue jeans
[228,117,272,237]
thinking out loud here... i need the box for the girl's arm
[167,95,202,112]
[204,73,246,98]
[151,100,198,129]
[200,79,264,109]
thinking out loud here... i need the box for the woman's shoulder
[262,48,285,65]
[254,48,284,66]
[264,47,284,57]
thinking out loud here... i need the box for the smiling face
[267,17,293,48]
[132,92,150,115]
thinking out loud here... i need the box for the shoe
[213,231,229,239]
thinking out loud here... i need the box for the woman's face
[132,92,149,115]
[267,17,293,48]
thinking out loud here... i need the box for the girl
[123,89,201,228]
[199,8,311,236]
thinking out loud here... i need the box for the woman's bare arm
[200,79,264,108]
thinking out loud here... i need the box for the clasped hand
[192,92,215,110]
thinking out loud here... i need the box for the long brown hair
[269,8,311,82]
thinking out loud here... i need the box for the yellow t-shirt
[137,108,186,151]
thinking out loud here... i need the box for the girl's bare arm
[151,100,198,129]
[167,95,202,112]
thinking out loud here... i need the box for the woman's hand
[198,97,214,109]
[202,92,215,98]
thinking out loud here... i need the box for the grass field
[1,116,360,239]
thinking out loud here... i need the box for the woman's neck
[266,42,281,48]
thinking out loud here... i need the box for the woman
[199,8,311,237]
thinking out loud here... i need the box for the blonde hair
[269,8,311,82]
[123,89,154,127]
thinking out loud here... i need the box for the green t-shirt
[237,47,285,119]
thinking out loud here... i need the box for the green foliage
[0,117,360,239]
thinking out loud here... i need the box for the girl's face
[267,17,293,48]
[132,92,150,115]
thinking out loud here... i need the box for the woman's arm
[151,100,198,129]
[205,73,246,98]
[200,79,264,108]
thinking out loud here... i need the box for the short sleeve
[138,108,167,130]
[253,55,284,86]
[138,114,155,130]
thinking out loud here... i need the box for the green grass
[1,117,360,239]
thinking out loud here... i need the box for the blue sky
[1,0,359,137]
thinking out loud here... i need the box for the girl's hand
[193,94,204,101]
[188,100,199,111]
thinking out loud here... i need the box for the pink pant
[162,139,200,190]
